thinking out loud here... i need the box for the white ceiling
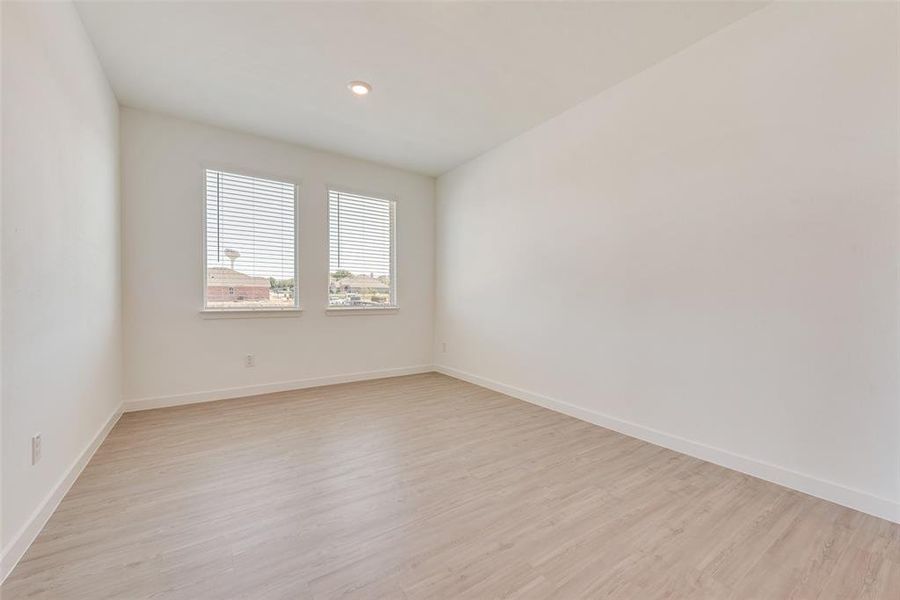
[75,1,762,176]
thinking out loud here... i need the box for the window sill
[200,308,303,319]
[326,307,398,316]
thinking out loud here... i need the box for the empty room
[1,0,899,598]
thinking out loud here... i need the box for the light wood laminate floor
[3,373,899,599]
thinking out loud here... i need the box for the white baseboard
[0,404,124,583]
[434,364,900,524]
[123,365,434,412]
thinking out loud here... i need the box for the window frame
[200,166,302,316]
[326,186,398,314]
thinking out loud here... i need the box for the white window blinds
[328,190,396,308]
[204,169,297,310]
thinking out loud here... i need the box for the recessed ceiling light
[348,81,371,96]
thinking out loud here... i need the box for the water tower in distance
[224,248,240,270]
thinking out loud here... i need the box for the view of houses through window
[205,169,297,310]
[329,270,391,306]
[204,173,395,311]
[328,190,395,308]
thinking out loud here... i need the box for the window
[328,189,396,309]
[204,169,298,311]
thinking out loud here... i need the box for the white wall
[121,108,434,406]
[435,2,900,521]
[2,0,122,559]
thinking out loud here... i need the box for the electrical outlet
[245,354,255,367]
[32,434,42,465]
[441,342,447,353]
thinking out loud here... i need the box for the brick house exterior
[207,267,270,302]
